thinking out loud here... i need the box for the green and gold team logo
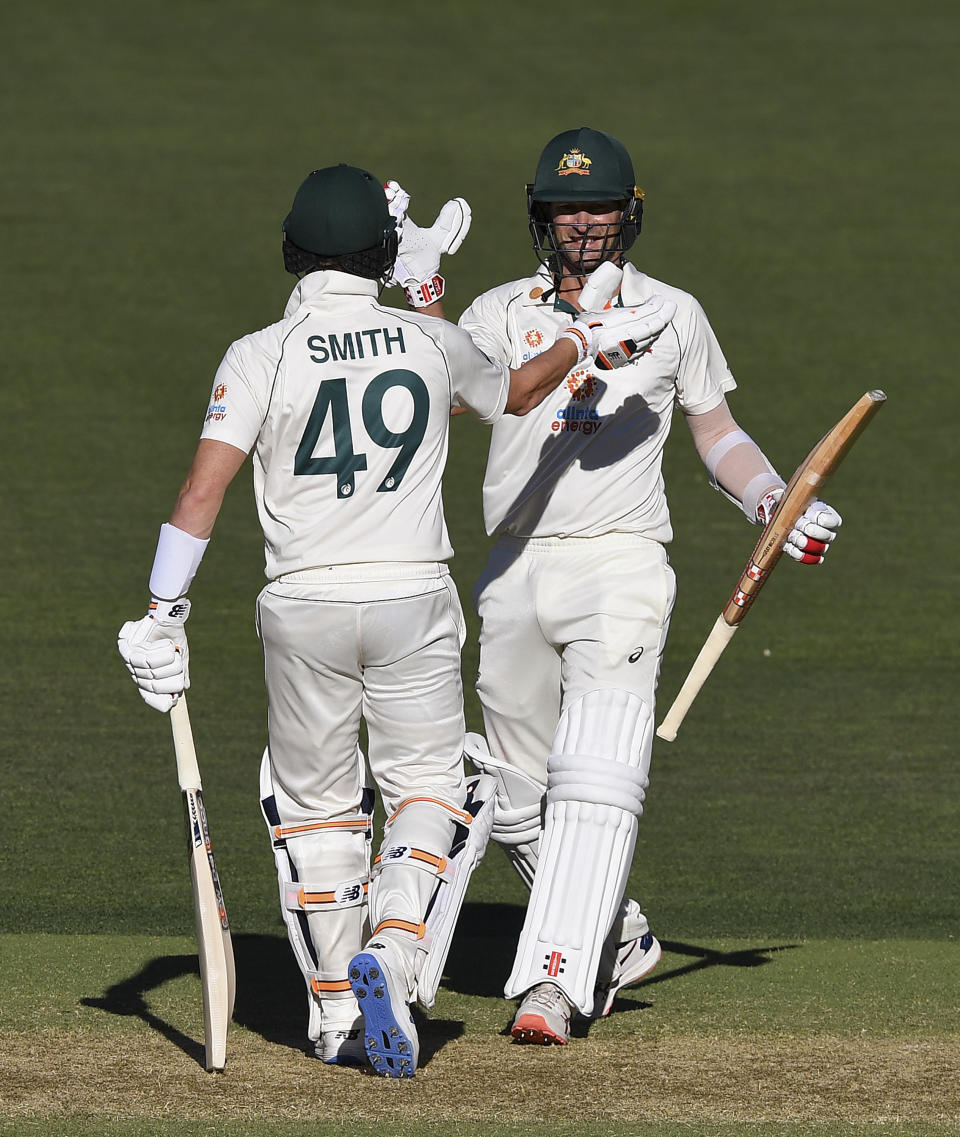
[555,148,592,176]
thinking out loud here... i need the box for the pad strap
[374,845,452,879]
[284,878,369,911]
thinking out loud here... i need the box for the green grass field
[2,1,958,1133]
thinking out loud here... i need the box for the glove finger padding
[563,294,677,369]
[783,500,841,565]
[795,501,842,541]
[383,180,410,225]
[118,600,191,712]
[433,197,472,255]
[578,261,623,312]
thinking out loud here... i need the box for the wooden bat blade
[171,697,236,1072]
[657,388,886,742]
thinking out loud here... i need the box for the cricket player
[117,162,677,1076]
[393,127,843,1045]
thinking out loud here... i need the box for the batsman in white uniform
[116,162,678,1076]
[435,127,842,1045]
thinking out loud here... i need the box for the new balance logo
[168,603,189,620]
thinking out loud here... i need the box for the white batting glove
[784,500,842,564]
[118,599,191,712]
[760,490,842,565]
[560,261,676,369]
[383,179,472,307]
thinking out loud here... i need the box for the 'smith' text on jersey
[307,327,407,364]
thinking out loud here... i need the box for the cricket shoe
[510,982,572,1045]
[315,1024,367,1067]
[591,931,661,1018]
[348,941,419,1078]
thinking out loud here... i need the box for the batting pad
[464,732,542,888]
[415,773,496,1008]
[259,750,372,1037]
[505,690,653,1014]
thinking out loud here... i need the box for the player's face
[548,200,624,274]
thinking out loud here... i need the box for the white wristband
[149,523,209,600]
[404,274,445,308]
[558,322,592,365]
[743,474,787,525]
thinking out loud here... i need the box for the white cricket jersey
[459,263,736,542]
[201,270,509,578]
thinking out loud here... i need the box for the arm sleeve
[198,342,266,454]
[674,297,737,414]
[441,321,510,423]
[458,290,515,368]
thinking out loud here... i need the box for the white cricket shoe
[315,1024,367,1066]
[348,941,419,1078]
[592,931,661,1018]
[510,982,573,1045]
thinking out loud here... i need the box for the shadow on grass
[79,913,799,1066]
[79,932,464,1070]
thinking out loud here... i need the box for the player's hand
[761,489,842,564]
[562,261,676,369]
[784,500,842,564]
[382,179,472,307]
[118,599,191,712]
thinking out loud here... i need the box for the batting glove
[560,261,676,369]
[759,490,843,565]
[383,179,471,307]
[118,598,191,712]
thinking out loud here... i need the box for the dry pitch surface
[3,1027,956,1125]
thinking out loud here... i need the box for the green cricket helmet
[282,164,398,281]
[526,127,644,276]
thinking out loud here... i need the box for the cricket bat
[656,389,886,742]
[170,695,237,1071]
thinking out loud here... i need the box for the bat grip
[656,616,739,741]
[170,696,203,792]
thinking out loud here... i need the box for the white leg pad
[504,690,653,1014]
[465,732,542,888]
[368,778,496,1008]
[415,774,496,1007]
[259,750,373,1037]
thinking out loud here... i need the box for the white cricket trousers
[474,533,677,786]
[257,563,468,823]
[258,563,470,999]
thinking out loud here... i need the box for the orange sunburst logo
[524,329,544,348]
[213,384,227,400]
[566,371,596,400]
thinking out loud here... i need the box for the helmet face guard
[526,187,644,278]
[525,127,644,279]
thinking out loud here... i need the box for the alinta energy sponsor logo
[553,370,601,434]
[521,327,546,362]
[206,382,227,423]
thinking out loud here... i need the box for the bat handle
[656,616,739,741]
[170,695,203,792]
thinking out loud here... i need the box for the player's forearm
[168,439,247,539]
[686,401,784,522]
[505,340,578,415]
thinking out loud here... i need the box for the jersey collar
[283,269,379,318]
[517,263,645,313]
